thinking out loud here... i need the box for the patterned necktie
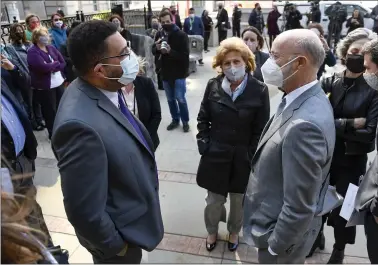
[274,97,287,120]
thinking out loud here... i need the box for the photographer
[248,3,264,34]
[286,5,302,30]
[326,2,347,50]
[152,11,190,133]
[310,3,321,23]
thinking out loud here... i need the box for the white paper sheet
[340,183,359,221]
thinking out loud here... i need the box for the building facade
[1,0,131,22]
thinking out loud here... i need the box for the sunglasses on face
[54,18,63,22]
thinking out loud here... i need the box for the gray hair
[362,39,378,66]
[294,36,325,68]
[336,28,378,60]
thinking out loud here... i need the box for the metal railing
[1,8,161,45]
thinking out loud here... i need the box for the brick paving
[41,170,370,264]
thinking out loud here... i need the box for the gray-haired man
[243,29,336,264]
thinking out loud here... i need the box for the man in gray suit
[243,29,336,264]
[51,20,164,264]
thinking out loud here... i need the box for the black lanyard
[120,88,136,115]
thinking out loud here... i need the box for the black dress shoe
[228,235,239,252]
[39,120,46,127]
[167,120,179,131]
[206,235,217,252]
[33,124,45,131]
[307,231,325,258]
[183,123,190,133]
[327,248,345,264]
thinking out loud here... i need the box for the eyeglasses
[96,47,132,66]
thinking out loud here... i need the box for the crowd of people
[1,2,378,265]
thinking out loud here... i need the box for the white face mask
[223,64,246,82]
[101,51,139,85]
[189,14,195,18]
[260,57,300,88]
[363,71,378,90]
[54,20,63,28]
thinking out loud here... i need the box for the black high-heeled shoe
[206,234,217,252]
[228,235,239,252]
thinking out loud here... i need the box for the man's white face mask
[364,70,378,90]
[260,56,302,88]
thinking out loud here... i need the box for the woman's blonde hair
[31,26,49,45]
[212,37,256,73]
[137,56,147,75]
[1,190,46,264]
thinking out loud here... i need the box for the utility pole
[147,0,152,28]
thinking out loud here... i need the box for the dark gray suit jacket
[52,78,164,259]
[243,83,335,254]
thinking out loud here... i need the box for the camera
[161,41,168,51]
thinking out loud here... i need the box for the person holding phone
[308,23,337,80]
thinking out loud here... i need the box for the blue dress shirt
[1,95,26,156]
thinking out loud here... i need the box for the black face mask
[152,23,159,30]
[162,24,173,32]
[15,32,24,39]
[257,7,262,11]
[346,54,365,73]
[171,10,176,15]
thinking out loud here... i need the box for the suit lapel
[253,83,322,163]
[78,79,154,158]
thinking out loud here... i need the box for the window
[324,5,333,16]
[352,5,368,16]
[343,4,367,16]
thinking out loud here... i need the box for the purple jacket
[27,44,66,90]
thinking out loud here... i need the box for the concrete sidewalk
[33,49,370,263]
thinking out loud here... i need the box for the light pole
[147,0,152,28]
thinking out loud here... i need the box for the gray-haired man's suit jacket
[51,78,164,260]
[243,83,336,263]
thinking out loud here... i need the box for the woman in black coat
[120,58,162,151]
[241,27,269,82]
[267,6,281,49]
[196,37,270,253]
[314,29,378,263]
[346,9,364,34]
[201,10,213,52]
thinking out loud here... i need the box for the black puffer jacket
[321,72,378,155]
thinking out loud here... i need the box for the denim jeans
[163,79,189,123]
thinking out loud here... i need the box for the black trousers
[34,85,64,139]
[365,211,378,263]
[218,29,227,44]
[156,72,163,90]
[92,246,142,264]
[373,27,378,34]
[328,153,368,248]
[204,31,211,51]
[269,34,277,50]
[13,153,54,247]
[232,23,240,37]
